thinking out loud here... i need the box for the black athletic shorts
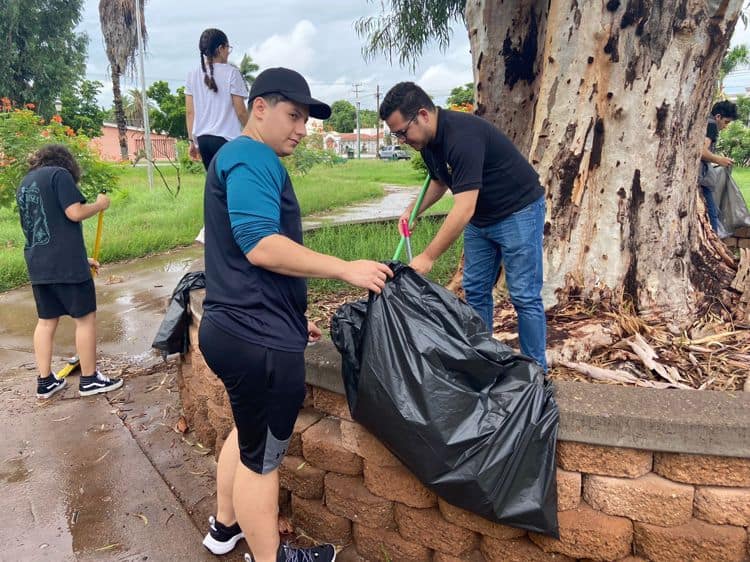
[198,316,306,474]
[32,280,96,319]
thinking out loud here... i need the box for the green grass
[0,159,425,292]
[294,159,423,214]
[731,166,750,202]
[306,217,463,295]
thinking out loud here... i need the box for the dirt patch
[308,287,750,391]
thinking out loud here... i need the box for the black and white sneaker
[203,515,244,555]
[244,543,336,562]
[36,374,66,399]
[79,371,123,396]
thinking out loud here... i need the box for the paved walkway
[0,368,218,561]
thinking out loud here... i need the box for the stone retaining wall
[180,292,750,562]
[724,226,750,250]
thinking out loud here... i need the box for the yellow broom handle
[91,210,104,276]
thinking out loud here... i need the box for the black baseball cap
[249,67,331,120]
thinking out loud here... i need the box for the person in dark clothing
[198,67,392,562]
[700,100,737,231]
[380,82,547,371]
[16,144,123,399]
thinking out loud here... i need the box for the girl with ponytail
[185,28,249,171]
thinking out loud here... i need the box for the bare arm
[185,95,195,140]
[423,189,478,260]
[247,234,393,293]
[232,95,249,127]
[64,194,110,223]
[409,189,478,274]
[701,137,733,167]
[401,179,448,221]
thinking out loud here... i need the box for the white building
[322,127,394,156]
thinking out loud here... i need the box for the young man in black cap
[381,82,547,371]
[198,67,392,562]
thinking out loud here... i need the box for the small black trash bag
[152,271,205,357]
[331,262,559,537]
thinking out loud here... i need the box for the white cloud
[248,20,318,72]
[418,62,473,100]
[310,77,354,105]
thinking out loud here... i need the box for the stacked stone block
[179,332,750,561]
[724,225,750,249]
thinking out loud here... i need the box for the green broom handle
[392,175,431,261]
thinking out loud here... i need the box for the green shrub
[410,151,428,175]
[0,102,119,207]
[283,133,345,176]
[717,120,750,166]
[176,139,205,175]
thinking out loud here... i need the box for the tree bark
[465,0,741,324]
[110,66,129,161]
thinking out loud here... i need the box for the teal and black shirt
[202,136,307,352]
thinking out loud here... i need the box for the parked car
[378,145,411,160]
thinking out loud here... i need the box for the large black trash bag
[152,271,205,357]
[331,262,559,537]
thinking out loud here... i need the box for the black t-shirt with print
[420,109,545,227]
[16,167,89,284]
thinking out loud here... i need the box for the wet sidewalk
[0,184,420,561]
[0,184,420,374]
[0,247,204,375]
[0,368,219,561]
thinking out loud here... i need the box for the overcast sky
[725,19,750,95]
[78,2,750,107]
[78,0,473,110]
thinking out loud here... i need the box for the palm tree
[98,0,147,160]
[238,54,259,87]
[123,88,150,127]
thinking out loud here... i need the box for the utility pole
[134,0,153,189]
[353,83,362,159]
[375,84,380,155]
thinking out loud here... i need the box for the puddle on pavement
[0,456,31,484]
[163,258,195,273]
[0,188,421,373]
[0,246,203,372]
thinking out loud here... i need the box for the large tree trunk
[466,0,740,323]
[110,66,129,161]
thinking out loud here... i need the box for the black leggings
[197,135,228,170]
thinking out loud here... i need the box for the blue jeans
[463,196,547,371]
[701,186,720,232]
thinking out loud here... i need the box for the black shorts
[32,280,96,319]
[198,317,306,474]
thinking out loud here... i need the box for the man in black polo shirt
[380,82,547,371]
[199,67,393,562]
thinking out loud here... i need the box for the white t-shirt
[185,63,248,141]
